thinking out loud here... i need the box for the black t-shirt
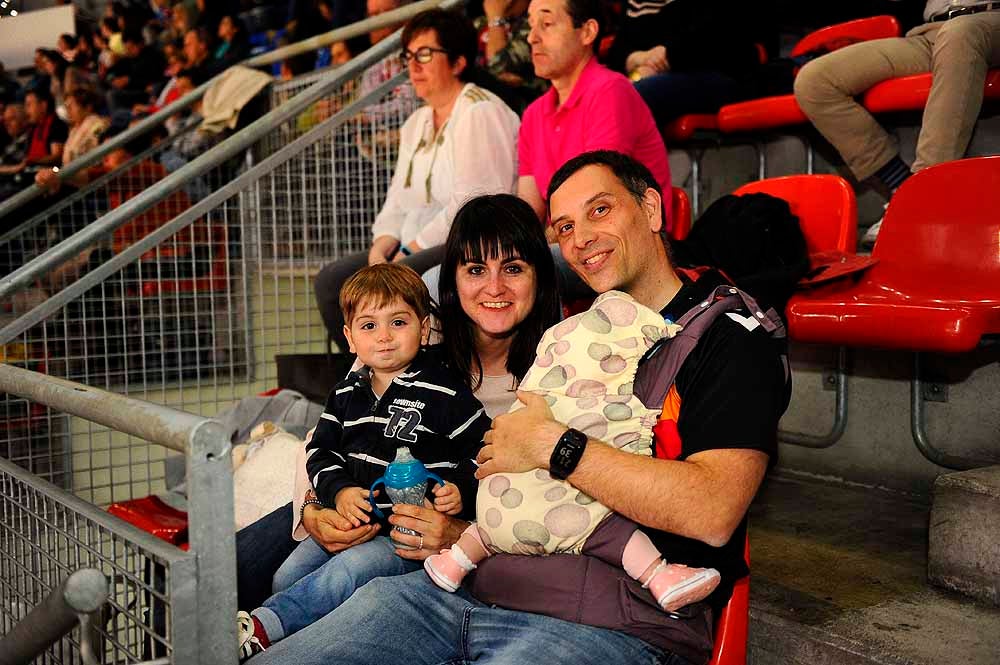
[649,270,790,611]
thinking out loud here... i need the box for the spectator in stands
[196,0,240,38]
[106,28,167,112]
[516,0,670,225]
[794,1,1000,245]
[100,16,126,58]
[34,88,110,194]
[22,89,68,171]
[314,8,520,352]
[0,104,30,202]
[38,50,71,120]
[477,0,547,109]
[183,27,222,79]
[215,15,251,68]
[607,0,764,126]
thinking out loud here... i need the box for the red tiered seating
[787,157,1000,353]
[670,186,691,241]
[717,16,902,135]
[862,68,1000,114]
[662,114,719,144]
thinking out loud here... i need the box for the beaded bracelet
[299,497,325,524]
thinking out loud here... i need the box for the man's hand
[432,482,462,515]
[302,503,380,554]
[476,391,566,479]
[389,501,468,560]
[334,486,376,527]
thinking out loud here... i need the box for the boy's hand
[335,487,377,527]
[432,482,462,515]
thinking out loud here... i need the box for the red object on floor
[786,157,1000,352]
[108,495,189,546]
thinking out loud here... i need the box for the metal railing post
[0,568,107,665]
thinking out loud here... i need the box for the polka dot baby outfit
[476,290,681,555]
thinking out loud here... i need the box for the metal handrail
[0,70,408,345]
[0,0,452,303]
[0,568,108,665]
[0,363,213,453]
[0,0,444,222]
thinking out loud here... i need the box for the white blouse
[370,83,520,249]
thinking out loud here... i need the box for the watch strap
[550,428,587,480]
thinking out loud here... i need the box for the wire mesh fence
[0,457,192,664]
[0,51,417,511]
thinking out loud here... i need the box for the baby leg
[586,514,720,613]
[424,523,492,592]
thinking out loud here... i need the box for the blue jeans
[235,502,298,611]
[250,570,690,665]
[254,536,421,642]
[634,71,744,126]
[271,537,332,593]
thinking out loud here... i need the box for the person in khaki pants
[794,2,1000,244]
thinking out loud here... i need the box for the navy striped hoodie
[305,349,490,520]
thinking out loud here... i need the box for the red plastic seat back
[670,187,692,242]
[708,535,750,665]
[873,157,1000,302]
[791,15,901,58]
[733,175,857,255]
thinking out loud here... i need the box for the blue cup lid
[380,447,432,490]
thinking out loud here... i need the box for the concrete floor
[747,472,1000,664]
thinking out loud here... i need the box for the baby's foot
[645,562,721,613]
[424,545,477,592]
[237,610,270,662]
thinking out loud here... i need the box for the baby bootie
[424,545,477,592]
[645,563,721,613]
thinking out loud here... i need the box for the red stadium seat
[786,158,1000,353]
[670,186,691,242]
[708,535,750,665]
[662,114,719,144]
[717,17,902,136]
[733,175,857,255]
[785,158,1000,468]
[862,68,1000,114]
[734,175,857,448]
[790,15,903,59]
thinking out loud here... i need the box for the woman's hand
[391,241,421,263]
[626,45,669,80]
[431,482,462,515]
[334,486,377,527]
[389,501,468,560]
[368,235,399,265]
[302,503,380,554]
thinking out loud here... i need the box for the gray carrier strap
[633,285,787,410]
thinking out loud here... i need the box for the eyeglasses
[400,46,449,65]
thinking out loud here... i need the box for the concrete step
[929,466,1000,606]
[747,473,1000,665]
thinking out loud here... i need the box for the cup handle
[369,478,386,519]
[426,472,445,491]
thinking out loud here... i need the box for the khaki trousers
[794,11,1000,181]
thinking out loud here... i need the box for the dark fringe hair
[401,8,478,82]
[438,194,560,391]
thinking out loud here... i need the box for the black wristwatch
[549,428,588,480]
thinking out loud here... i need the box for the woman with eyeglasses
[314,8,521,354]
